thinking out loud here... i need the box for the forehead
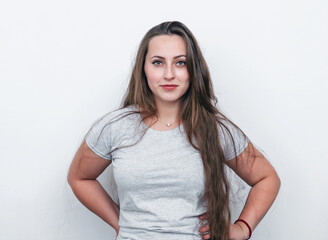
[147,34,186,56]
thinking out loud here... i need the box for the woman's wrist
[234,222,248,239]
[234,219,252,239]
[115,226,120,237]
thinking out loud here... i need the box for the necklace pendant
[167,123,171,127]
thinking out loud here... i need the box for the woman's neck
[155,101,180,123]
[140,100,182,130]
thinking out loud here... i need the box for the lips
[161,84,178,87]
[161,84,178,90]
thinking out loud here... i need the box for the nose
[164,65,175,80]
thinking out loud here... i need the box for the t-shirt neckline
[131,105,184,134]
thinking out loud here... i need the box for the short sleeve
[85,115,113,160]
[218,120,249,161]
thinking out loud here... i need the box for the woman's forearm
[236,172,281,236]
[69,179,120,233]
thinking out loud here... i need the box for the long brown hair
[120,21,249,240]
[88,21,250,240]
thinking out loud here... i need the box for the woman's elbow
[270,170,281,195]
[67,164,80,188]
[67,170,75,187]
[275,172,281,190]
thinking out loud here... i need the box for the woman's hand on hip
[229,223,248,240]
[198,213,247,240]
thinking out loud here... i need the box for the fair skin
[68,34,280,240]
[143,34,189,129]
[198,142,281,239]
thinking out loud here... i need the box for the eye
[177,60,186,66]
[152,60,162,65]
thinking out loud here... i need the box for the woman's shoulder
[86,105,141,142]
[217,117,249,160]
[98,105,139,123]
[92,105,140,132]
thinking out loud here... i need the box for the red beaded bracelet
[234,219,252,239]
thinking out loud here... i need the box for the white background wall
[1,0,327,239]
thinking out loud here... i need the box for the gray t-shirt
[85,105,249,240]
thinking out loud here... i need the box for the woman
[68,21,280,240]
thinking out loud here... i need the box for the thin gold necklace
[158,118,178,127]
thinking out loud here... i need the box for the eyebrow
[150,55,186,59]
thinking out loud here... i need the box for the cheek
[176,69,189,82]
[145,66,162,85]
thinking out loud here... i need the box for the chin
[157,97,181,104]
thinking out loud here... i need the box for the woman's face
[144,34,190,106]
